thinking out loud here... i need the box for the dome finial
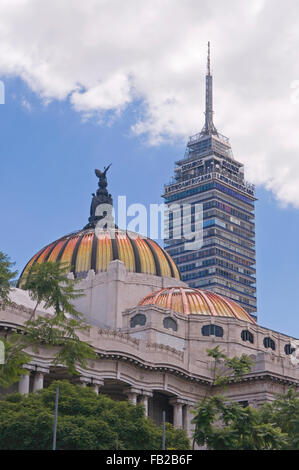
[84,164,114,229]
[95,164,112,190]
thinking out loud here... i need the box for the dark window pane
[263,337,275,350]
[202,324,223,338]
[163,317,178,332]
[241,330,254,344]
[130,313,146,328]
[284,344,295,355]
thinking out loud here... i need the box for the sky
[0,0,298,337]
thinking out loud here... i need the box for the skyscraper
[163,43,257,318]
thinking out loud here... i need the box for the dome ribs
[199,291,217,316]
[19,228,182,283]
[127,233,141,273]
[70,234,85,276]
[149,240,171,277]
[16,247,45,287]
[163,249,176,278]
[138,287,256,324]
[180,287,190,315]
[166,288,175,310]
[142,238,161,277]
[90,233,98,272]
[111,234,119,261]
[44,240,61,262]
[56,238,70,262]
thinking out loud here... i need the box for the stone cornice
[96,328,140,346]
[0,301,33,316]
[95,351,212,385]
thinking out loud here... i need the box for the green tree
[0,251,17,306]
[192,347,296,450]
[263,387,299,450]
[0,260,95,386]
[193,395,287,450]
[21,261,84,320]
[0,335,30,389]
[206,345,253,388]
[0,381,190,450]
[192,346,280,450]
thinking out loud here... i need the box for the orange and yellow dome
[139,287,256,324]
[19,228,180,283]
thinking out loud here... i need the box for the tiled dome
[18,228,181,283]
[139,286,256,324]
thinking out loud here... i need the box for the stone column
[170,399,183,429]
[127,392,138,405]
[126,388,141,405]
[18,373,30,395]
[185,404,196,439]
[174,403,183,428]
[92,383,100,394]
[91,379,104,395]
[33,372,44,392]
[80,377,90,388]
[139,392,152,416]
[139,395,148,414]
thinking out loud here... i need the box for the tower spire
[202,41,218,136]
[207,40,211,75]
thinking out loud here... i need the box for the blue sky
[0,76,298,338]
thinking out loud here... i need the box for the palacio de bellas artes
[1,40,298,444]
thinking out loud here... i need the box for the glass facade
[163,133,257,318]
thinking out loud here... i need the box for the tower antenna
[202,41,218,135]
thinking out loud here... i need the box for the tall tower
[163,43,257,318]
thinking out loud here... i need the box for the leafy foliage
[192,347,299,450]
[21,261,84,320]
[206,345,253,388]
[0,251,17,306]
[25,316,95,375]
[192,394,287,450]
[0,335,30,388]
[0,259,95,386]
[0,381,190,450]
[262,387,299,450]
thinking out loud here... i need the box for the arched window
[284,344,295,355]
[130,313,146,328]
[202,324,223,338]
[163,317,177,332]
[241,330,254,344]
[263,337,275,351]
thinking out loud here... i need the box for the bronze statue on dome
[95,164,112,190]
[84,164,114,230]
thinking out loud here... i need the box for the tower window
[163,317,177,332]
[284,344,295,355]
[241,330,254,344]
[202,324,223,337]
[263,337,275,351]
[130,313,146,328]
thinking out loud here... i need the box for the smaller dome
[139,287,256,324]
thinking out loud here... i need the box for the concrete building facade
[1,252,298,438]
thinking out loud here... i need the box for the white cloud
[0,0,299,206]
[21,96,32,110]
[71,72,132,113]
